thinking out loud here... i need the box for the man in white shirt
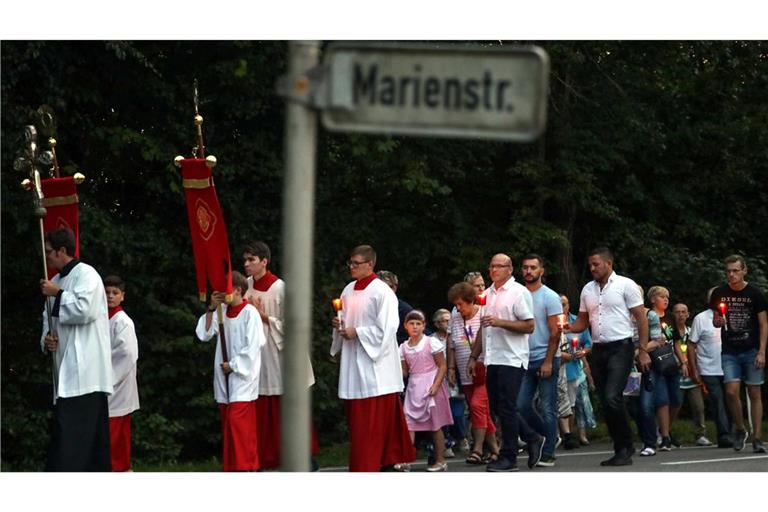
[330,245,416,471]
[689,287,732,448]
[468,253,544,472]
[566,247,651,467]
[40,228,112,471]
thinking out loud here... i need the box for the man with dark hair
[517,254,564,466]
[330,245,415,471]
[241,240,319,469]
[40,228,112,471]
[711,255,767,453]
[566,247,651,466]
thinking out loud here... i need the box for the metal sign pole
[280,40,319,472]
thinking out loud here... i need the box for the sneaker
[695,436,714,447]
[717,437,733,448]
[753,439,767,454]
[734,430,748,451]
[554,436,562,449]
[670,436,681,448]
[600,452,633,466]
[486,456,519,472]
[526,436,545,469]
[444,447,455,458]
[536,455,556,467]
[659,437,672,452]
[640,446,656,456]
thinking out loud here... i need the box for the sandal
[482,452,499,464]
[465,451,485,464]
[426,462,448,472]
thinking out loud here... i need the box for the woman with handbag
[646,286,688,451]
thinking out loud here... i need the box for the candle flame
[718,302,727,314]
[475,294,487,306]
[332,298,343,312]
[571,337,579,348]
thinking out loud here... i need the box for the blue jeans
[449,397,467,441]
[517,357,560,457]
[486,364,538,463]
[701,375,732,441]
[638,371,659,447]
[591,339,636,454]
[722,348,765,385]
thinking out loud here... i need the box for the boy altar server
[330,245,416,471]
[242,241,319,469]
[104,275,140,471]
[196,271,266,471]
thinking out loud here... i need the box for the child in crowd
[104,275,140,472]
[196,271,266,471]
[400,310,453,472]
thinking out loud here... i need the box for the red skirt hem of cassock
[220,401,260,471]
[109,414,132,471]
[256,395,321,470]
[344,393,416,472]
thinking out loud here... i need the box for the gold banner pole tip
[73,172,85,185]
[205,155,217,168]
[174,155,184,168]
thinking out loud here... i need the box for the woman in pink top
[399,310,453,472]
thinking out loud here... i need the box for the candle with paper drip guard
[332,298,344,329]
[571,337,579,354]
[718,302,728,331]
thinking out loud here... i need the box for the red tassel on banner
[41,176,80,279]
[180,158,233,301]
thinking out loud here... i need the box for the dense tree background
[2,41,766,470]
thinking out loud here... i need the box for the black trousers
[486,364,539,462]
[591,340,635,454]
[46,391,111,471]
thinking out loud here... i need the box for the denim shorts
[652,369,682,407]
[722,349,765,385]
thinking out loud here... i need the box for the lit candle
[332,298,343,326]
[718,302,728,331]
[475,293,487,306]
[571,337,579,354]
[558,314,566,329]
[680,343,688,354]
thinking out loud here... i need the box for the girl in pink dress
[399,310,454,472]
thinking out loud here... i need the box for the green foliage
[2,41,767,470]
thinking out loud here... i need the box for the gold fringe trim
[42,194,79,207]
[183,177,213,189]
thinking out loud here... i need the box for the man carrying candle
[710,255,767,453]
[330,245,415,471]
[689,287,732,448]
[242,241,320,469]
[468,253,544,471]
[516,254,564,466]
[564,247,651,466]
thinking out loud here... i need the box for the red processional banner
[180,158,233,301]
[41,176,80,279]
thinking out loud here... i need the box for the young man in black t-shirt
[711,255,767,453]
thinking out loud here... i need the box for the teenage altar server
[40,228,113,471]
[196,271,266,471]
[330,245,416,471]
[242,241,319,469]
[104,275,140,471]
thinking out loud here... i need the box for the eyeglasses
[348,260,370,268]
[489,264,511,269]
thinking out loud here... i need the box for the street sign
[320,42,550,141]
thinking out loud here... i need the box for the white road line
[660,455,768,465]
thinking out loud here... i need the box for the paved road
[322,442,768,472]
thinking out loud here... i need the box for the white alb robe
[195,303,266,404]
[245,276,315,395]
[108,311,140,417]
[40,262,113,403]
[330,278,404,399]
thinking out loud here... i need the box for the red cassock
[255,395,320,469]
[219,402,260,471]
[41,176,80,279]
[180,158,233,300]
[344,393,416,472]
[109,415,132,471]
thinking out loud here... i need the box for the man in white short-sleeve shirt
[567,247,651,467]
[688,287,732,447]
